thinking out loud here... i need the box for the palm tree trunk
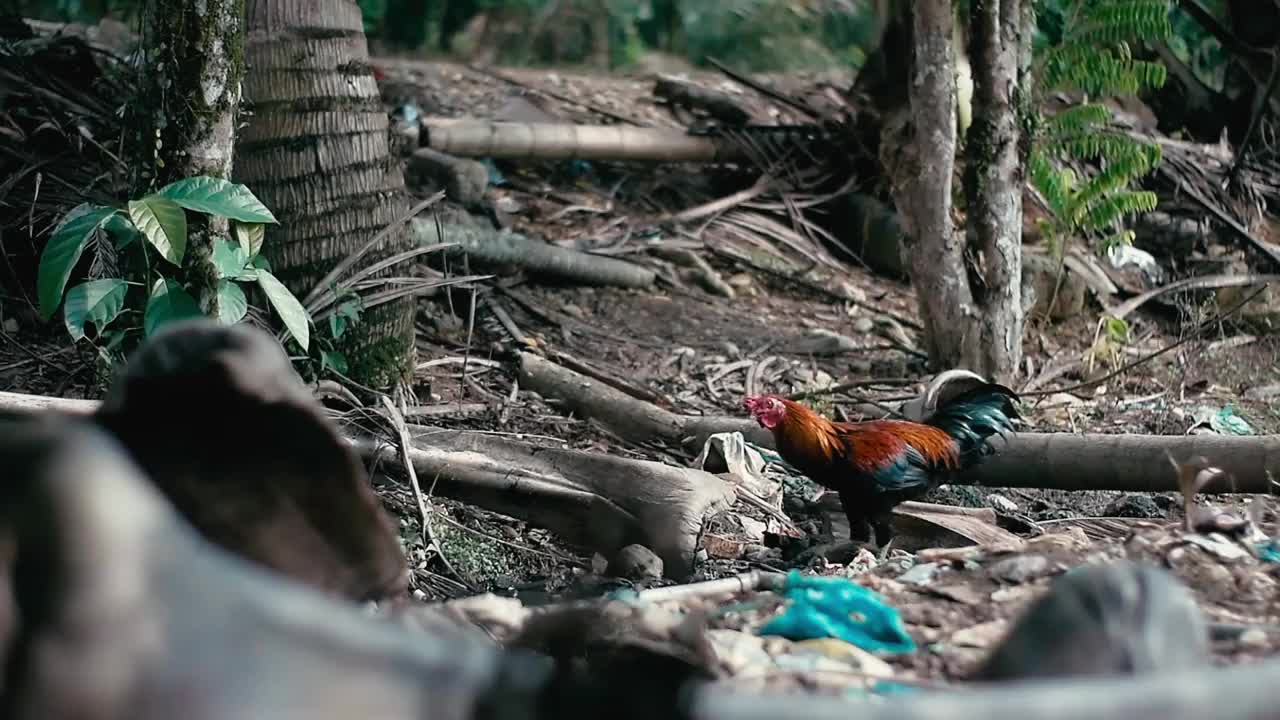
[236,0,416,387]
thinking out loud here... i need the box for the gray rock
[973,561,1210,681]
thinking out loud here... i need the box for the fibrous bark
[884,1,1031,383]
[136,0,246,314]
[236,0,417,387]
[962,0,1032,380]
[883,1,981,374]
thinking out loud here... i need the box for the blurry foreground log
[0,417,497,719]
[414,218,656,288]
[422,119,745,163]
[0,418,711,720]
[91,320,410,603]
[517,354,1280,494]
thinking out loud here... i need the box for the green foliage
[1030,0,1170,253]
[36,176,322,366]
[1166,1,1228,91]
[678,0,880,71]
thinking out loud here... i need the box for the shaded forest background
[14,0,1232,80]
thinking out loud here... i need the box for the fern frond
[1046,102,1112,139]
[1082,190,1159,231]
[1066,0,1172,46]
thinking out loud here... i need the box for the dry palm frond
[0,22,135,301]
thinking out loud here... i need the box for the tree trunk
[882,0,1030,383]
[136,0,246,314]
[883,0,983,373]
[962,0,1031,380]
[236,0,417,388]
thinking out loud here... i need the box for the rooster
[744,381,1020,546]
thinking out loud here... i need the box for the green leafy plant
[37,176,312,358]
[1086,313,1131,372]
[1029,0,1170,253]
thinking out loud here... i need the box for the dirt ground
[2,58,1278,687]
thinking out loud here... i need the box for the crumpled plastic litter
[697,432,782,506]
[1189,405,1254,436]
[1257,539,1280,563]
[758,571,916,655]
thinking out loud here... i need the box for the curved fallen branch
[353,426,735,580]
[413,218,656,289]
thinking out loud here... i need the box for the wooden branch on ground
[653,74,753,127]
[513,358,1280,495]
[408,147,489,206]
[412,218,656,288]
[353,427,734,580]
[421,119,746,163]
[0,390,732,581]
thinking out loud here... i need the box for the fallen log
[413,218,656,289]
[0,389,732,581]
[355,427,735,580]
[421,119,745,163]
[516,354,1280,495]
[408,147,489,206]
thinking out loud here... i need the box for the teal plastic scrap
[1257,539,1280,563]
[1212,405,1254,435]
[757,571,916,655]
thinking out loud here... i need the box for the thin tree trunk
[236,0,417,387]
[136,0,245,314]
[884,0,982,371]
[963,0,1031,380]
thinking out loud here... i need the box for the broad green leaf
[328,312,347,340]
[143,278,204,337]
[323,350,349,374]
[211,237,250,279]
[249,254,272,272]
[157,176,278,223]
[63,278,127,341]
[37,204,118,320]
[234,222,265,257]
[104,213,141,249]
[256,270,310,351]
[328,299,361,339]
[215,280,248,324]
[127,194,188,266]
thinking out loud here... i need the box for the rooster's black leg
[837,489,873,542]
[870,515,895,548]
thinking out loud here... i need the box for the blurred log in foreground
[0,416,714,720]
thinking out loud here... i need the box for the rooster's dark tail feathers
[924,382,1020,467]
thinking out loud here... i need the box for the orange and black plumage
[744,383,1020,545]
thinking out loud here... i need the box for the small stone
[987,493,1018,513]
[1238,628,1269,650]
[988,554,1051,584]
[897,561,941,586]
[852,317,875,334]
[1104,494,1164,519]
[607,544,664,580]
[952,620,1008,649]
